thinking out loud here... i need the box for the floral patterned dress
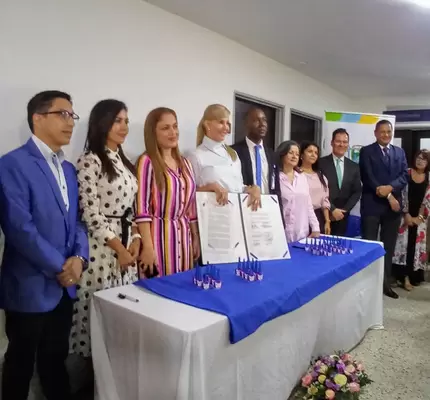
[393,169,430,272]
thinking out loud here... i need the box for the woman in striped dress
[136,107,200,276]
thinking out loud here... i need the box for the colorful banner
[322,111,396,163]
[325,112,381,125]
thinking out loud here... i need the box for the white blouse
[188,136,245,193]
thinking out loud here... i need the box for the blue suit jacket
[359,142,408,217]
[0,139,89,313]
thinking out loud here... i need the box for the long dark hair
[298,141,327,190]
[85,99,136,181]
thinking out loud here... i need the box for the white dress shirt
[332,154,345,177]
[245,137,269,194]
[188,136,245,193]
[32,135,69,210]
[379,143,391,155]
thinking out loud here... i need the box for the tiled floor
[351,283,430,399]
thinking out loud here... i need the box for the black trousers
[314,208,325,233]
[361,214,401,288]
[2,290,73,400]
[331,217,349,236]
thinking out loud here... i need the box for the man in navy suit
[0,91,89,400]
[359,119,408,299]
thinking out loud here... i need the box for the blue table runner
[135,241,385,344]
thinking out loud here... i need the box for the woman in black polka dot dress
[71,100,141,357]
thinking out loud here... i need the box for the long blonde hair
[196,104,237,161]
[142,107,184,190]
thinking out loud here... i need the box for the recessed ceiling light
[404,0,430,8]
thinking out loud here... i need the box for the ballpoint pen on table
[118,293,139,302]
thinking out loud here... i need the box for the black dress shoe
[384,288,399,299]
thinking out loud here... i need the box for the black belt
[106,207,133,247]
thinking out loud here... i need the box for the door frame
[394,128,430,166]
[290,109,323,147]
[232,91,285,148]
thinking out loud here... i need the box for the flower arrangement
[295,352,372,399]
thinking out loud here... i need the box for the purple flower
[322,357,331,366]
[325,380,341,391]
[311,371,318,379]
[337,362,345,374]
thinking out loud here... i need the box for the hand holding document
[197,193,290,264]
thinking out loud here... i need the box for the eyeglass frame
[38,110,80,121]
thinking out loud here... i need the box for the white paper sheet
[240,194,290,261]
[196,192,247,264]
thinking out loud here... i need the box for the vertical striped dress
[135,154,198,276]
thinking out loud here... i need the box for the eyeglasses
[39,110,80,121]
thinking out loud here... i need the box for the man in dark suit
[359,119,408,299]
[0,90,89,400]
[232,108,275,194]
[319,128,361,236]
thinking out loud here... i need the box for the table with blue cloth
[91,239,385,400]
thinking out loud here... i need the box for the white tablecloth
[92,255,384,400]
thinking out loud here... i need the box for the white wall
[0,0,356,163]
[354,95,430,114]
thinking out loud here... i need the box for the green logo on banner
[325,112,343,122]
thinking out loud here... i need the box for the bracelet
[418,215,425,222]
[387,193,392,200]
[131,233,142,241]
[74,256,87,269]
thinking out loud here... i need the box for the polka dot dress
[71,149,138,357]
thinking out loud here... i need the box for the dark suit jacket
[231,139,276,193]
[359,142,408,217]
[319,154,361,214]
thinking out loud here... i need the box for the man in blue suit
[359,119,408,299]
[0,91,89,400]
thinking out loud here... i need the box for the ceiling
[145,0,430,98]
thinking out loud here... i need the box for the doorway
[233,92,284,150]
[290,110,322,146]
[394,129,430,166]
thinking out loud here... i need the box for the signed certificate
[196,193,289,264]
[240,194,290,261]
[196,192,247,264]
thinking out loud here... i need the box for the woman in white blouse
[188,104,260,208]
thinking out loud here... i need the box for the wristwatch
[74,255,88,269]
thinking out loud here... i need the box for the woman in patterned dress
[393,150,430,290]
[71,99,141,357]
[136,107,200,277]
